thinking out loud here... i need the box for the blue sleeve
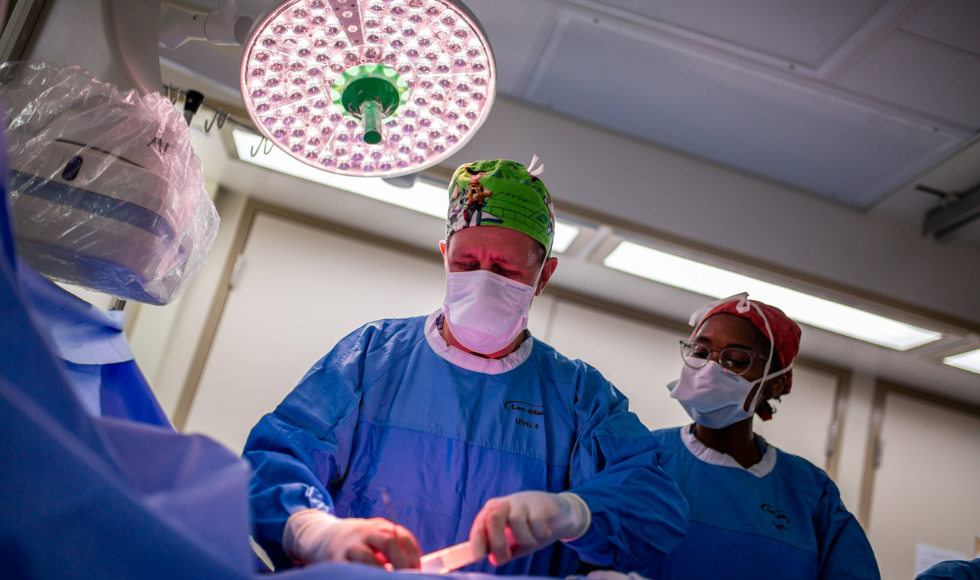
[918,559,980,580]
[242,324,374,567]
[813,478,880,580]
[563,368,689,571]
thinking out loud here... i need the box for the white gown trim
[680,424,777,478]
[424,310,533,375]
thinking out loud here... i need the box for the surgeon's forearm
[566,451,689,568]
[244,450,336,548]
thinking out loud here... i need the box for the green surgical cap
[446,159,556,255]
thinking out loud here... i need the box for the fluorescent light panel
[234,129,580,251]
[944,349,980,374]
[553,222,580,254]
[604,240,942,351]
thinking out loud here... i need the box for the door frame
[859,379,980,525]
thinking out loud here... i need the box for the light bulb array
[241,0,495,177]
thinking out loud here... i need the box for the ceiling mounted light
[241,0,496,178]
[943,349,980,375]
[604,240,942,351]
[552,222,580,254]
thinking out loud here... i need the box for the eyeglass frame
[678,339,769,377]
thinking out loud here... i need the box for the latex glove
[469,491,591,566]
[283,509,422,569]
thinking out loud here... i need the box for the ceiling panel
[524,12,963,208]
[461,0,558,96]
[834,30,980,128]
[590,0,890,67]
[900,0,980,56]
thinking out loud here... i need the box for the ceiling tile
[460,0,558,96]
[591,0,890,67]
[834,30,980,128]
[524,12,963,208]
[900,0,980,56]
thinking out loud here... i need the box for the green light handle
[361,100,383,144]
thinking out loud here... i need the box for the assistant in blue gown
[640,426,878,580]
[633,295,879,580]
[918,559,980,580]
[243,311,689,576]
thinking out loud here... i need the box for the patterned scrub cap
[446,159,556,256]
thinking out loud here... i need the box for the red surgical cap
[692,294,802,420]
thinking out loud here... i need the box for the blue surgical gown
[640,426,879,580]
[918,559,980,580]
[243,312,689,576]
[17,263,170,427]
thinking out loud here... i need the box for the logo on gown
[504,400,543,430]
[761,504,791,531]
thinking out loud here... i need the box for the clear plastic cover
[0,61,219,305]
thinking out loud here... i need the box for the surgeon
[639,293,879,580]
[242,159,689,576]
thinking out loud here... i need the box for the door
[867,390,980,580]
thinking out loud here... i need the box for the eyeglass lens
[681,341,755,375]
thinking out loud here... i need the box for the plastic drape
[0,61,218,305]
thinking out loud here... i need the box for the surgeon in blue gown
[639,294,880,580]
[0,120,597,580]
[243,159,689,576]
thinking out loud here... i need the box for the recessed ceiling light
[944,349,980,374]
[553,222,580,254]
[240,0,496,178]
[603,240,942,351]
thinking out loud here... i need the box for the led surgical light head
[240,0,496,177]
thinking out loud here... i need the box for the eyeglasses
[679,340,768,376]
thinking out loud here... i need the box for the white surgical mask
[668,362,789,429]
[668,293,792,428]
[443,269,538,355]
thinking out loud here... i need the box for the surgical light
[944,349,980,375]
[240,0,495,178]
[604,240,942,351]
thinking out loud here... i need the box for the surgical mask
[443,269,538,355]
[669,293,792,428]
[668,362,790,429]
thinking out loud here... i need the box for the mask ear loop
[743,300,792,414]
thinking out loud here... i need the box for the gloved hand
[282,509,422,569]
[469,491,591,566]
